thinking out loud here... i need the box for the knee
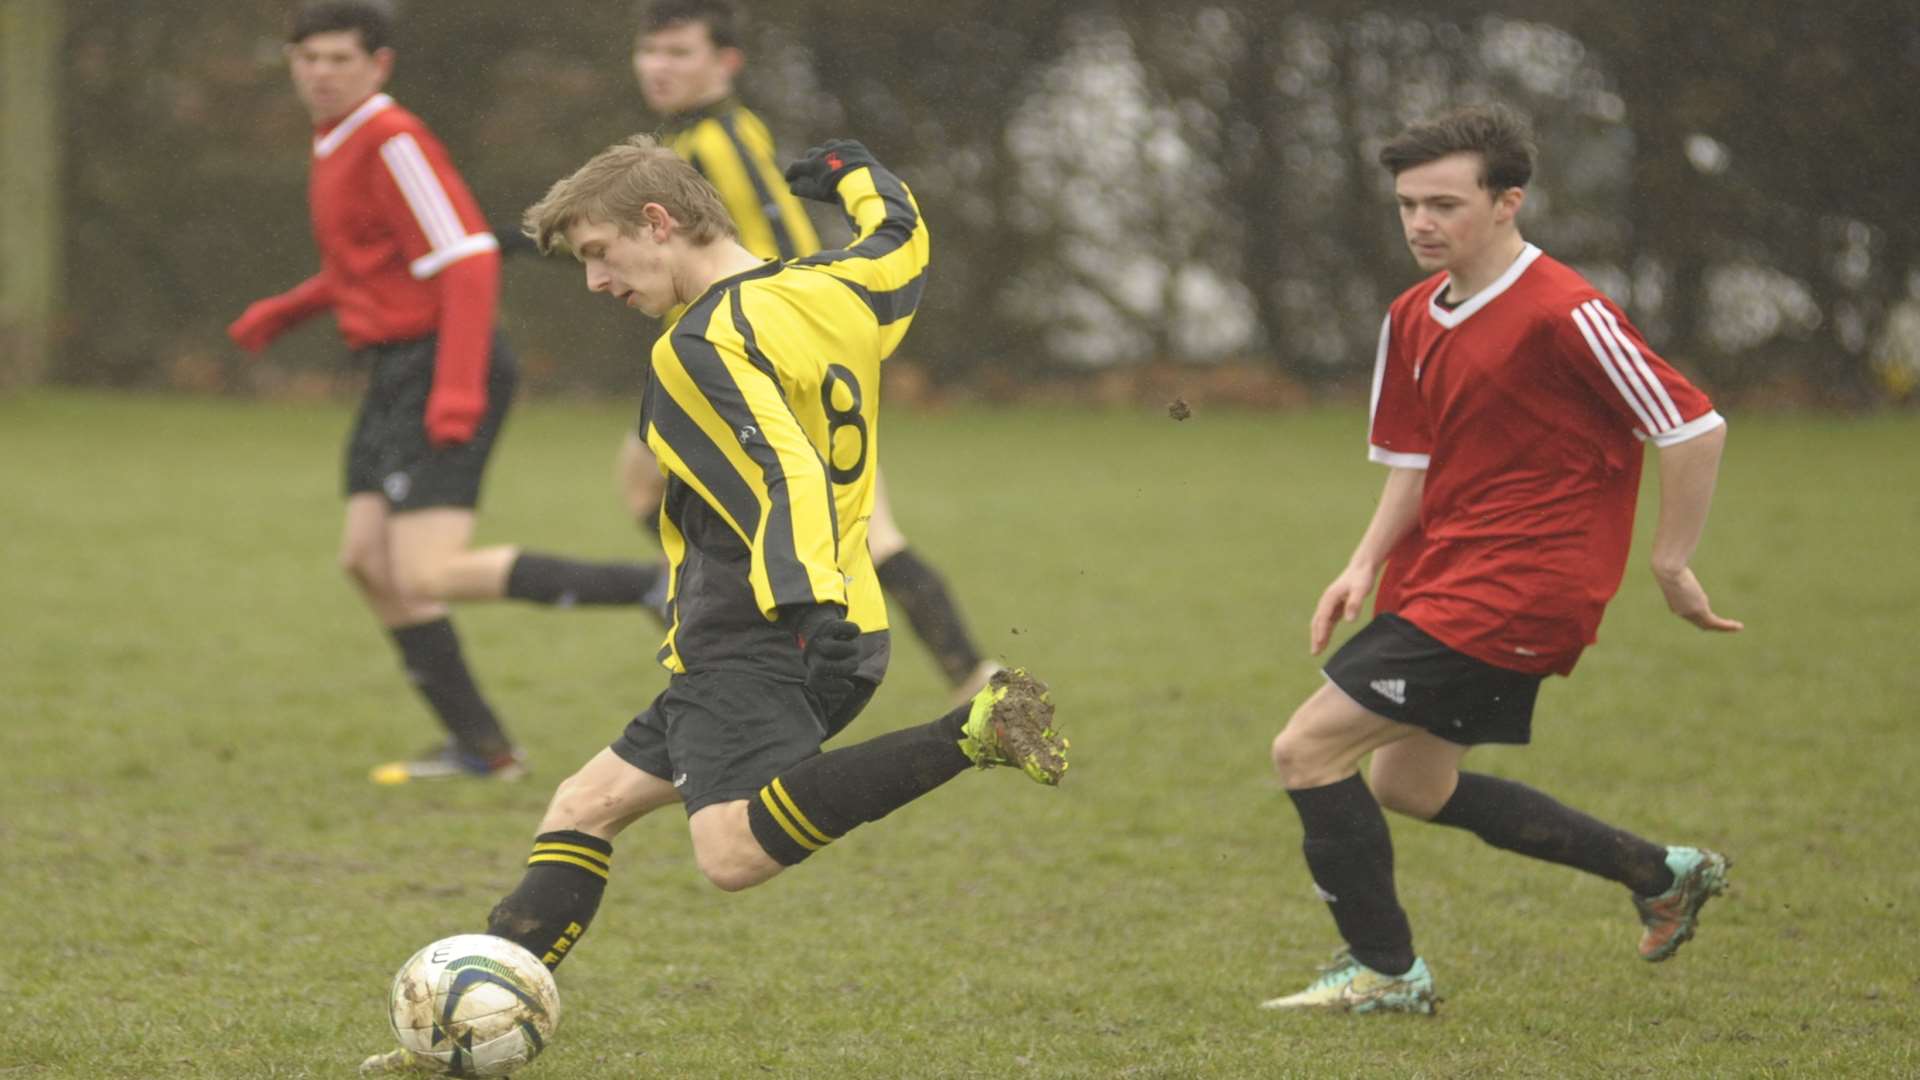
[694,836,776,893]
[541,770,627,836]
[1269,727,1323,790]
[339,544,387,593]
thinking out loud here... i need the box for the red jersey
[280,93,502,443]
[1367,244,1723,675]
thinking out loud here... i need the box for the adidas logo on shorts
[1369,678,1407,705]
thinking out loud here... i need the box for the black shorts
[611,670,878,814]
[1323,613,1543,746]
[343,332,518,511]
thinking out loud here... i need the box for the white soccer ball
[384,933,561,1077]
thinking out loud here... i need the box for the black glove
[789,604,861,683]
[493,223,540,258]
[784,139,879,203]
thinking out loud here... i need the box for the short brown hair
[1378,105,1536,192]
[522,134,738,255]
[291,1,392,51]
[638,0,742,49]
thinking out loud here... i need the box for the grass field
[2,389,1917,1078]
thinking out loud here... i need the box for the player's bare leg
[387,506,662,609]
[1265,684,1437,1013]
[336,496,520,783]
[866,467,999,703]
[481,750,680,971]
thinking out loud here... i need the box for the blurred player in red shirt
[230,2,664,784]
[1260,106,1740,1014]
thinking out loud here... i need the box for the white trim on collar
[1426,243,1543,329]
[313,93,393,159]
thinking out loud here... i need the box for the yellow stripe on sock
[758,787,820,851]
[770,777,834,846]
[531,841,611,869]
[527,852,611,879]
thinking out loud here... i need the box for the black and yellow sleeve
[672,108,821,262]
[792,164,931,360]
[645,286,846,619]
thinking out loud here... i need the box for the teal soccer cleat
[1634,846,1731,961]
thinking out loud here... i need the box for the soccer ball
[383,934,560,1076]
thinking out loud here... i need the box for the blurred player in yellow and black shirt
[621,0,1002,705]
[352,144,1074,1047]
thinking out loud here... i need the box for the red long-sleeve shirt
[288,92,502,443]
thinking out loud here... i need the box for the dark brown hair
[1378,105,1536,192]
[637,0,742,49]
[289,1,391,52]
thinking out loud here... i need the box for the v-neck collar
[1426,243,1542,329]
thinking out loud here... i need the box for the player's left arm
[784,141,930,356]
[1560,295,1742,632]
[373,129,503,448]
[1651,423,1742,632]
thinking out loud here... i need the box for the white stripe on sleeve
[379,133,465,252]
[1572,301,1662,434]
[1366,313,1391,454]
[1368,446,1431,469]
[1650,409,1725,448]
[409,232,499,280]
[1591,302,1684,429]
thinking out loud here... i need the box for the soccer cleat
[369,742,529,785]
[1633,846,1731,961]
[1259,948,1437,1015]
[957,667,1068,785]
[358,1048,432,1075]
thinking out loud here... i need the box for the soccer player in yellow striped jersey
[623,0,1003,704]
[363,141,1072,1048]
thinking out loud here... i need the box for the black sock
[747,703,972,865]
[486,830,613,970]
[506,551,663,607]
[874,549,984,687]
[1286,774,1415,976]
[1430,772,1674,895]
[390,618,511,757]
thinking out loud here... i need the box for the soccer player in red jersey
[1260,106,1740,1014]
[228,2,666,784]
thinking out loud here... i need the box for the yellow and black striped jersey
[663,99,820,262]
[642,162,929,680]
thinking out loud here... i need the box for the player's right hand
[1309,568,1374,656]
[227,297,291,353]
[790,603,862,683]
[784,139,879,203]
[802,619,862,682]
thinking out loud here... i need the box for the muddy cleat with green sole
[1634,846,1731,961]
[957,667,1068,785]
[1260,948,1437,1015]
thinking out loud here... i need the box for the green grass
[2,390,1916,1078]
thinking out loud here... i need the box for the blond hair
[522,134,738,254]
